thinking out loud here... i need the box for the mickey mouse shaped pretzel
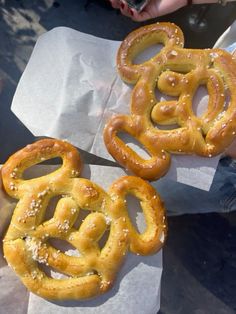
[104,22,236,180]
[1,139,166,300]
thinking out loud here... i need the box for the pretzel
[1,139,166,300]
[103,22,236,180]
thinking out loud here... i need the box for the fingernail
[120,2,124,9]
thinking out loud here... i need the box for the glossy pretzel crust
[104,22,236,180]
[2,139,167,300]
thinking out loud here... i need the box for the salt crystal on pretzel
[104,22,236,181]
[1,138,166,300]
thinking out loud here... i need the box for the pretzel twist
[1,139,166,300]
[104,22,236,180]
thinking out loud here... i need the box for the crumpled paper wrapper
[0,164,162,314]
[11,26,225,192]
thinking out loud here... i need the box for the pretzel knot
[103,22,236,180]
[1,139,166,300]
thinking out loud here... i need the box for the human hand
[109,0,187,21]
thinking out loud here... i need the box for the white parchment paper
[0,164,162,314]
[11,26,224,191]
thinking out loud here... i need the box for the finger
[109,0,121,9]
[131,0,187,22]
[120,1,133,17]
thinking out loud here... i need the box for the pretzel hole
[23,158,62,180]
[48,238,80,256]
[98,230,110,249]
[153,123,179,131]
[192,85,209,117]
[214,89,231,121]
[44,195,63,221]
[133,44,163,64]
[118,132,150,159]
[73,209,90,229]
[38,263,70,279]
[126,195,146,234]
[223,89,231,111]
[155,88,179,102]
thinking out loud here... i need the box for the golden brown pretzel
[104,22,236,180]
[1,139,166,300]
